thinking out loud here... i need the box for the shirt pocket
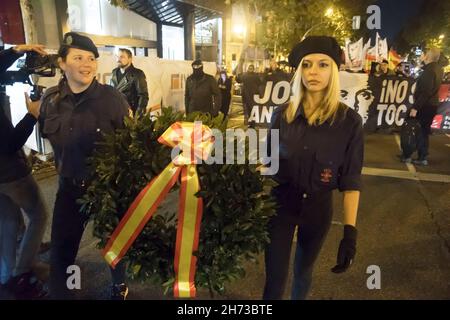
[80,122,106,154]
[274,143,291,185]
[42,117,61,139]
[310,151,340,191]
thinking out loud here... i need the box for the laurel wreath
[79,107,276,296]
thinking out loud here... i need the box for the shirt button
[303,146,308,150]
[302,193,308,199]
[69,127,73,131]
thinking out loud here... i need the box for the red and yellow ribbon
[102,121,214,298]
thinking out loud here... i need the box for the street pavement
[10,100,450,300]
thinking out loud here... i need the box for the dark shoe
[413,159,428,166]
[110,283,129,300]
[10,272,48,300]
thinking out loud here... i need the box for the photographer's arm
[0,46,45,155]
[0,44,46,73]
[0,48,23,73]
[12,44,46,56]
[0,107,37,155]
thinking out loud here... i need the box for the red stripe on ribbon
[173,166,188,297]
[105,167,181,268]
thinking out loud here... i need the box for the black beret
[288,36,342,68]
[61,32,99,58]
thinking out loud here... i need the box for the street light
[233,24,246,39]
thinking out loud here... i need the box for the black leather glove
[331,225,357,273]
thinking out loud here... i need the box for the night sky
[371,0,424,44]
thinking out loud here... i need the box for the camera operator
[0,44,49,299]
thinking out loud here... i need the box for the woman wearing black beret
[263,36,364,299]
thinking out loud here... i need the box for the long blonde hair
[284,58,343,125]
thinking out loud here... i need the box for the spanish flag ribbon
[103,121,214,298]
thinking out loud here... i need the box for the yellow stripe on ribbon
[103,122,213,298]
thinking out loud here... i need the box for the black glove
[331,225,357,273]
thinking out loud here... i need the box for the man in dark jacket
[0,44,48,299]
[405,48,443,165]
[185,60,221,116]
[264,60,289,83]
[236,64,261,127]
[110,48,149,116]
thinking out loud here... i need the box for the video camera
[0,51,59,101]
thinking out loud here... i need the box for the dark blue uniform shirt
[39,79,129,180]
[270,103,364,195]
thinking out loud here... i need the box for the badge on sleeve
[320,168,333,183]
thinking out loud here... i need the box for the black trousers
[416,105,438,160]
[49,178,126,299]
[220,94,231,118]
[263,189,333,300]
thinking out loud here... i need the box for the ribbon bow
[103,121,214,298]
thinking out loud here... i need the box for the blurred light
[324,7,334,17]
[233,24,246,37]
[439,34,445,39]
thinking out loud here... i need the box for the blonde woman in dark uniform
[264,36,364,300]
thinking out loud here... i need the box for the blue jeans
[0,174,48,284]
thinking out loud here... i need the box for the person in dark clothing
[110,48,149,116]
[217,70,232,118]
[263,36,364,300]
[39,33,130,300]
[375,59,395,77]
[236,64,260,127]
[394,62,411,78]
[0,44,49,299]
[265,60,289,83]
[185,60,221,116]
[401,48,443,165]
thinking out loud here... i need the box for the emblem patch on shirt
[320,168,333,183]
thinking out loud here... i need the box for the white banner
[346,38,364,71]
[8,54,217,152]
[376,32,388,61]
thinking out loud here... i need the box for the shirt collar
[293,102,339,125]
[58,78,100,101]
[293,103,307,121]
[120,63,134,74]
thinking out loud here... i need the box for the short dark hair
[119,48,132,58]
[58,45,71,61]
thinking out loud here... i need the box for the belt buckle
[72,178,86,188]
